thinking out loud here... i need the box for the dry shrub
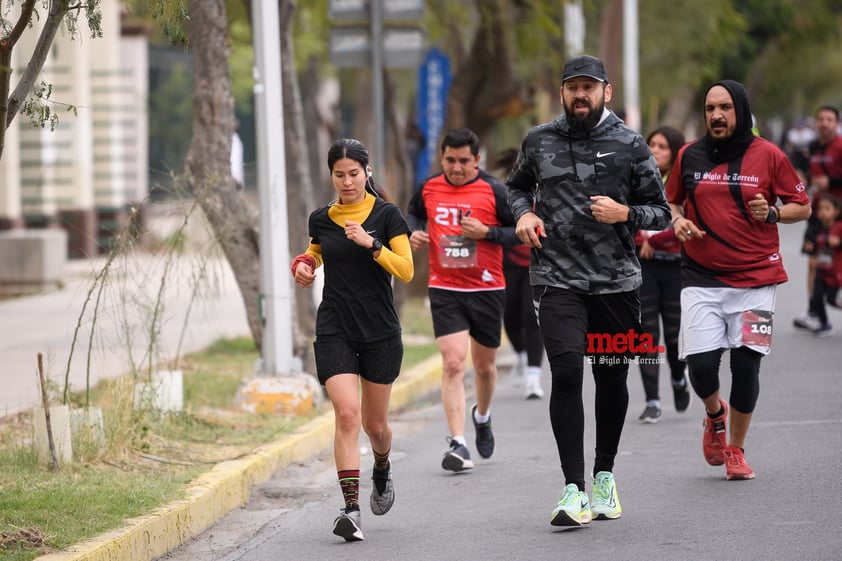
[0,525,51,552]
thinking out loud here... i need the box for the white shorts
[679,285,777,359]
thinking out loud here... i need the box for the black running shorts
[313,335,403,385]
[428,287,505,348]
[534,286,642,359]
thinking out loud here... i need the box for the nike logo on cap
[596,151,615,158]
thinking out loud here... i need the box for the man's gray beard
[565,103,603,134]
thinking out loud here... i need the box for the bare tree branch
[1,0,37,155]
[6,2,74,122]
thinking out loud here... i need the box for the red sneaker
[724,445,756,480]
[702,398,727,466]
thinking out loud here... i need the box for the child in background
[805,194,842,336]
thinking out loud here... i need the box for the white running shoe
[793,312,821,331]
[525,377,544,399]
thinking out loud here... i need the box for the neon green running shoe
[591,471,622,520]
[550,483,592,526]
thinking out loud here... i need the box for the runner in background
[492,148,545,399]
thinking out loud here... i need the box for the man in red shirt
[666,80,811,481]
[794,105,842,331]
[407,128,517,472]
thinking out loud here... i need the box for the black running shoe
[441,437,474,472]
[673,382,691,413]
[472,404,495,458]
[638,404,662,423]
[333,506,363,541]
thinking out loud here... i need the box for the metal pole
[252,0,295,375]
[564,0,585,57]
[371,0,385,178]
[623,0,640,131]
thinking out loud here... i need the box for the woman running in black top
[291,139,413,542]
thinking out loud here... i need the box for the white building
[0,0,149,285]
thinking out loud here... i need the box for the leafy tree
[115,0,842,364]
[0,0,103,161]
[742,0,842,123]
[128,0,266,349]
[132,0,320,361]
[181,0,269,352]
[427,0,567,146]
[637,0,842,134]
[637,0,747,133]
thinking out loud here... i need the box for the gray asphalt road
[159,224,842,561]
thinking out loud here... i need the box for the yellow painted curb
[34,354,442,561]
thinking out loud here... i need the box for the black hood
[701,79,755,163]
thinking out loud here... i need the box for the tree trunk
[185,0,264,349]
[383,70,415,313]
[302,55,331,212]
[661,83,699,138]
[443,0,533,140]
[599,0,623,109]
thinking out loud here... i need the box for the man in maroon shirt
[666,80,811,481]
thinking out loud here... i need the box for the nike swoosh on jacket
[507,110,671,294]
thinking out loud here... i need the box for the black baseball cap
[562,55,608,83]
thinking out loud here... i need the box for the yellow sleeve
[304,240,323,269]
[375,233,414,283]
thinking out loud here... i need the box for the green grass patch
[403,341,439,368]
[0,296,438,560]
[0,455,198,560]
[399,294,434,337]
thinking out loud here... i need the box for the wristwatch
[766,206,781,224]
[368,238,383,254]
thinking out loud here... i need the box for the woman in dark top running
[291,139,413,542]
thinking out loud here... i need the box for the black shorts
[533,286,642,359]
[428,287,505,348]
[313,335,403,385]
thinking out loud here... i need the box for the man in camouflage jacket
[506,55,670,528]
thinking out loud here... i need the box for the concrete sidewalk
[1,251,252,418]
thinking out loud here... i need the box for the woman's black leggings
[685,346,762,413]
[639,259,685,401]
